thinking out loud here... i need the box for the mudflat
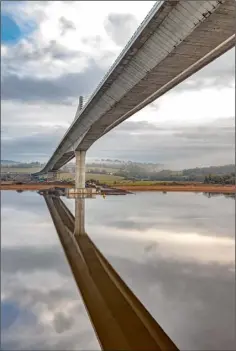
[0,182,235,193]
[116,184,236,193]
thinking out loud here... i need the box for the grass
[115,180,161,185]
[85,173,124,183]
[1,167,122,184]
[1,167,203,186]
[115,180,203,186]
[57,172,124,184]
[86,167,119,173]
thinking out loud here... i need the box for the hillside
[1,159,234,184]
[182,165,235,176]
[1,160,21,165]
[111,163,235,182]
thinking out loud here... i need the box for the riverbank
[116,184,236,193]
[0,182,235,193]
[0,183,73,191]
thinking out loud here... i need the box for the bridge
[36,0,235,190]
[44,194,179,350]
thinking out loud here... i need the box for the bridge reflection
[44,195,178,351]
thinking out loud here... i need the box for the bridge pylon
[67,149,96,197]
[75,150,86,189]
[47,171,57,181]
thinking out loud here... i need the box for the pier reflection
[44,195,178,351]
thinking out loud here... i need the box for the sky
[1,0,235,169]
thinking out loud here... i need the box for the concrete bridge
[36,0,235,190]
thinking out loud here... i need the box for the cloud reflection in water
[1,191,235,350]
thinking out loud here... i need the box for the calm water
[1,191,235,350]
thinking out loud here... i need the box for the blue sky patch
[1,300,36,330]
[1,301,20,329]
[1,14,22,44]
[1,13,36,45]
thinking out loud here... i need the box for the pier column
[47,171,57,181]
[75,150,86,189]
[74,198,85,235]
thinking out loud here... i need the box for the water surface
[1,191,235,350]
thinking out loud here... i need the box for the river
[1,191,235,350]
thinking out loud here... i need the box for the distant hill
[111,163,235,182]
[1,160,43,169]
[182,164,235,176]
[1,158,234,179]
[1,160,21,165]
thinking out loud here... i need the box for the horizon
[1,158,235,173]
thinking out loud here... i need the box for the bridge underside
[36,0,235,175]
[52,151,74,172]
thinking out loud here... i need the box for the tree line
[2,162,42,168]
[204,173,235,185]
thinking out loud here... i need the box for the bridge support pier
[74,198,85,235]
[47,171,57,181]
[75,150,86,189]
[67,150,96,197]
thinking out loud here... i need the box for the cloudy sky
[1,1,235,169]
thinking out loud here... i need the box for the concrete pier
[72,149,96,196]
[47,171,57,181]
[74,198,85,235]
[66,188,97,198]
[75,150,86,189]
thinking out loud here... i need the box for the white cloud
[131,86,235,125]
[1,1,235,167]
[2,1,155,79]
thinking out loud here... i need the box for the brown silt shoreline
[0,182,235,193]
[116,184,236,193]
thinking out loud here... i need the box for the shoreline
[0,182,235,193]
[116,185,236,193]
[0,183,73,191]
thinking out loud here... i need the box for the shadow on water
[43,194,179,351]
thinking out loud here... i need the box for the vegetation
[1,167,41,173]
[204,173,235,185]
[58,172,124,184]
[1,161,43,168]
[112,164,235,183]
[1,159,235,185]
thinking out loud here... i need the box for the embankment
[116,184,236,193]
[1,182,235,194]
[0,183,73,191]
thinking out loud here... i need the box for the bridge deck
[38,0,235,174]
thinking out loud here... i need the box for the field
[58,173,190,185]
[86,173,123,183]
[2,168,235,193]
[113,180,201,185]
[1,167,41,173]
[86,167,119,173]
[1,167,203,186]
[58,172,124,184]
